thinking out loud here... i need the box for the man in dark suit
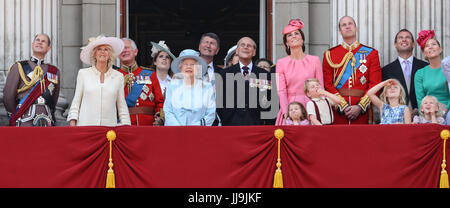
[382,29,428,112]
[198,32,223,125]
[217,37,271,126]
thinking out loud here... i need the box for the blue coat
[163,77,216,126]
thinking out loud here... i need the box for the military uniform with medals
[322,41,382,124]
[118,63,164,126]
[3,57,60,126]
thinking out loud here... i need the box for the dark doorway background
[129,0,260,67]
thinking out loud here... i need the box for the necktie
[403,60,411,83]
[207,65,212,79]
[242,66,249,76]
[207,65,215,85]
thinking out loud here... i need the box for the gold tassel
[106,130,117,188]
[441,167,449,188]
[106,161,115,188]
[273,159,283,188]
[273,129,285,188]
[440,130,449,188]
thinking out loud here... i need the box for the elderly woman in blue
[163,49,216,126]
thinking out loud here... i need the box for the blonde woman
[67,36,130,126]
[415,30,450,110]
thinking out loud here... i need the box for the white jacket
[67,67,130,126]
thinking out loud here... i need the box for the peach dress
[275,55,324,125]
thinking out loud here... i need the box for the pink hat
[417,30,435,51]
[282,19,304,35]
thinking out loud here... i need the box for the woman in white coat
[67,36,131,126]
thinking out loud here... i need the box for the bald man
[217,37,272,126]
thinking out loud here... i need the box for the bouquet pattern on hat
[151,40,170,58]
[417,30,435,51]
[282,19,305,35]
[289,19,304,29]
[79,35,124,65]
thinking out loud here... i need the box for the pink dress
[285,118,310,125]
[275,55,324,125]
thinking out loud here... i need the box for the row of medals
[249,78,272,90]
[127,74,155,102]
[352,52,368,87]
[37,73,58,104]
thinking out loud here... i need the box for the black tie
[242,66,249,76]
[207,66,211,78]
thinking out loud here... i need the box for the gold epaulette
[325,50,356,87]
[325,50,354,69]
[326,45,341,52]
[358,94,371,113]
[16,62,44,93]
[341,41,360,51]
[141,66,155,71]
[358,43,374,50]
[7,64,14,73]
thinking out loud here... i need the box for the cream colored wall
[330,0,449,66]
[274,0,450,66]
[273,0,331,63]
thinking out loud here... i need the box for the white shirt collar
[239,61,253,73]
[207,62,214,74]
[207,62,214,69]
[158,75,172,83]
[398,56,414,65]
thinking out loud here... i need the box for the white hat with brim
[171,49,208,77]
[224,45,237,67]
[80,36,124,65]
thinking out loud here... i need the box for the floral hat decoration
[150,40,176,60]
[80,35,124,65]
[282,19,305,35]
[417,30,435,51]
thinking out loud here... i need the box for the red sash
[9,65,58,126]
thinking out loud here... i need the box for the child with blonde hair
[413,96,446,124]
[304,78,343,125]
[367,79,411,124]
[284,101,309,125]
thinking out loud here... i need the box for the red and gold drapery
[0,124,447,188]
